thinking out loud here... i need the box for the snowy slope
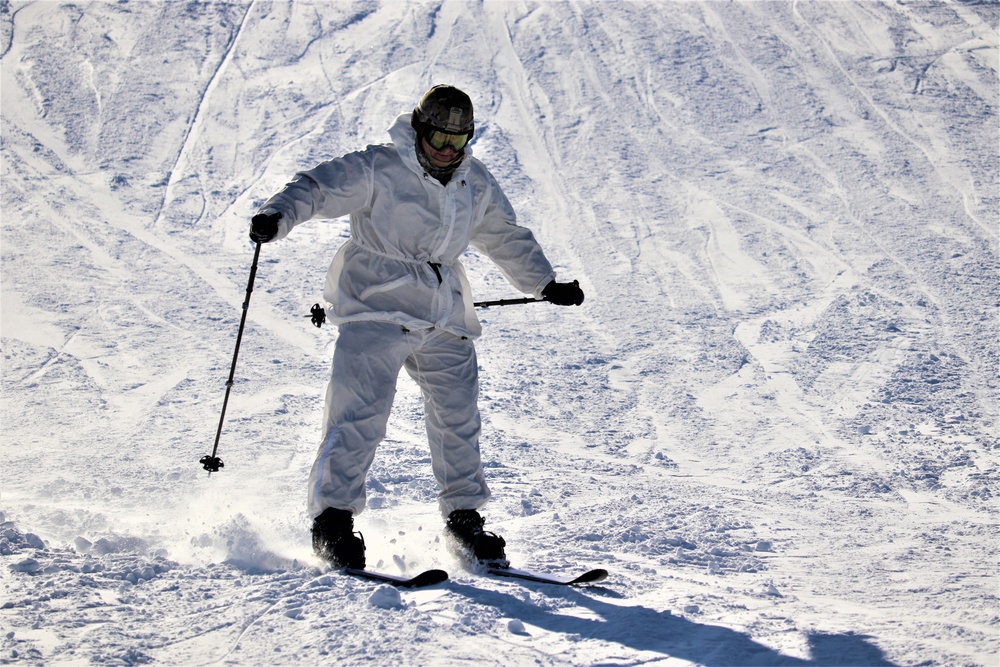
[1,1,997,665]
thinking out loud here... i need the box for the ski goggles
[424,129,471,152]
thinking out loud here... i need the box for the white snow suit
[256,113,556,517]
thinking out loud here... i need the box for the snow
[367,584,404,610]
[1,1,997,665]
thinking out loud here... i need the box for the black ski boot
[312,508,366,569]
[446,509,507,565]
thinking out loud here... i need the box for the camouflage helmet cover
[413,85,474,135]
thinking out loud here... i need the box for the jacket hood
[388,113,473,178]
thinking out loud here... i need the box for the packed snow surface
[2,1,997,665]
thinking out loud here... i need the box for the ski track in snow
[1,1,997,665]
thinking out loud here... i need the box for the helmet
[413,85,474,135]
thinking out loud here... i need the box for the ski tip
[407,568,449,587]
[342,567,450,588]
[486,565,610,586]
[572,568,609,584]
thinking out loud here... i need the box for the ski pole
[474,296,546,308]
[305,290,554,328]
[474,280,580,308]
[200,241,262,474]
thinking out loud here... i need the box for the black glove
[542,279,584,306]
[249,211,281,243]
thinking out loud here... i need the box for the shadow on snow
[449,582,898,667]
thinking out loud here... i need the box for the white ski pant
[307,320,491,518]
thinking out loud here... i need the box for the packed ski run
[1,1,997,665]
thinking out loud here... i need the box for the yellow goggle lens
[426,130,470,151]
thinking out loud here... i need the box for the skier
[249,85,584,570]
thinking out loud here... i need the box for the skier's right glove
[542,279,585,306]
[249,211,281,243]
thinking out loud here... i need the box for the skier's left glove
[542,280,584,306]
[249,211,281,243]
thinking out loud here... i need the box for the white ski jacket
[257,113,556,339]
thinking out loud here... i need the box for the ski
[343,567,449,588]
[486,564,608,586]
